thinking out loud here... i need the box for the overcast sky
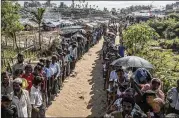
[18,1,177,10]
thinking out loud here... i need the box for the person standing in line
[141,78,165,101]
[50,55,60,97]
[118,41,125,58]
[1,72,13,96]
[1,95,18,118]
[44,59,53,106]
[10,78,32,117]
[30,76,45,118]
[167,79,179,114]
[21,64,34,92]
[13,69,29,90]
[71,43,78,71]
[12,53,27,76]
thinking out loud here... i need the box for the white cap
[13,78,22,84]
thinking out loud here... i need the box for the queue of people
[103,22,179,118]
[1,24,105,118]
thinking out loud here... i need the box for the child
[148,98,165,118]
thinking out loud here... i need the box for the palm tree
[29,8,45,50]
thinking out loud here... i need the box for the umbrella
[111,56,153,69]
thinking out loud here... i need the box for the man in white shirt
[10,78,31,117]
[50,55,61,96]
[30,76,45,117]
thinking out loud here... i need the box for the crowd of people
[1,19,179,118]
[102,22,179,118]
[1,23,106,118]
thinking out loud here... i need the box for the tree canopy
[1,1,24,38]
[123,23,159,54]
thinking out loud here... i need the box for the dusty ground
[46,39,107,117]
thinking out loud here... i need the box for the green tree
[26,8,45,50]
[123,23,159,55]
[1,1,24,52]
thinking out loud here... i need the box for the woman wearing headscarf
[141,78,165,101]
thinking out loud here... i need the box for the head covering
[13,78,22,84]
[52,55,57,60]
[153,98,165,107]
[151,78,161,85]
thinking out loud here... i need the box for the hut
[43,21,60,31]
[20,19,38,31]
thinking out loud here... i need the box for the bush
[167,13,179,21]
[147,15,179,39]
[137,47,179,93]
[123,23,158,55]
[159,37,179,50]
[147,20,166,38]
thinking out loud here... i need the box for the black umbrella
[111,56,153,69]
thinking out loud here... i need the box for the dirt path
[46,39,107,117]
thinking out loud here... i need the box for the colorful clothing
[21,73,34,91]
[142,84,165,100]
